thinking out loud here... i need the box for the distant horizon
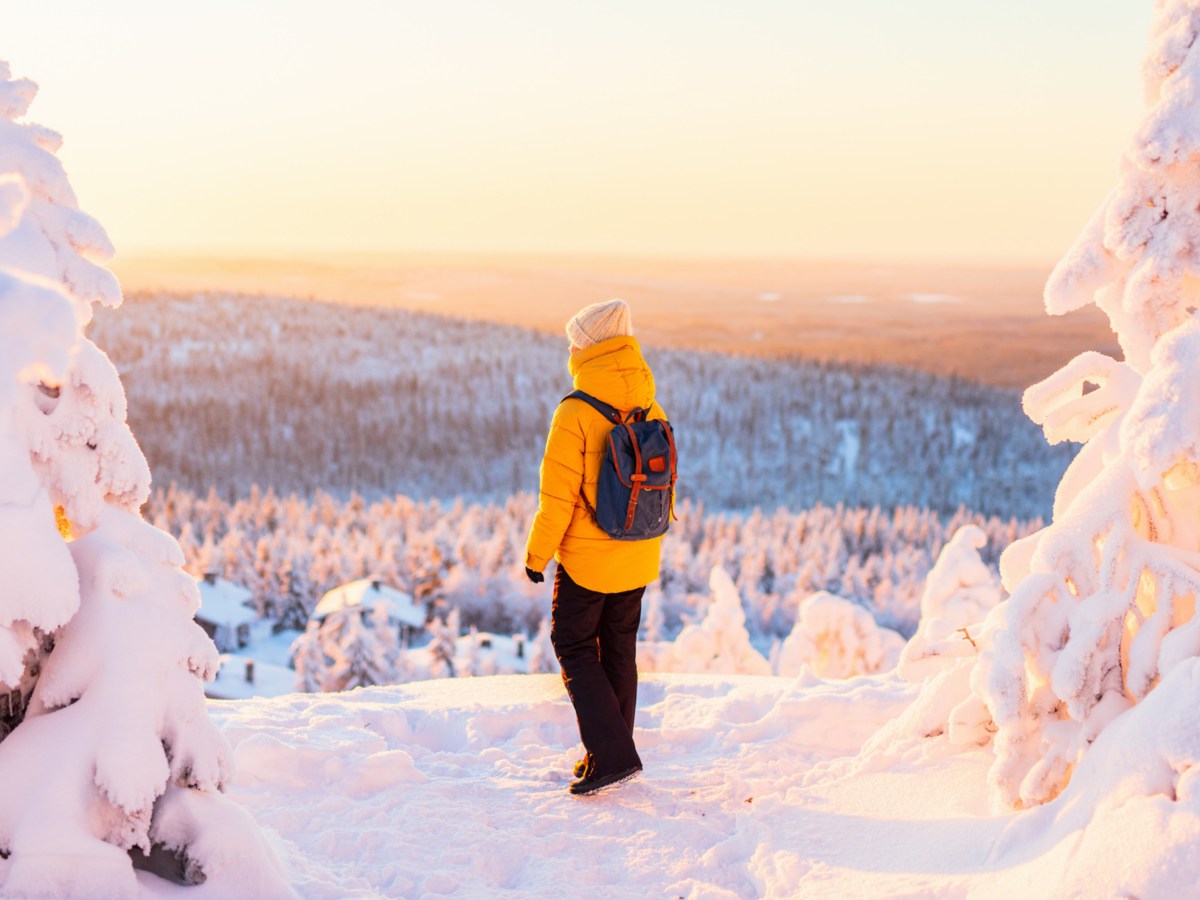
[111,246,1061,272]
[106,249,1112,392]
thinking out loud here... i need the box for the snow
[0,266,79,691]
[194,575,256,629]
[200,672,931,899]
[0,174,28,241]
[775,591,905,679]
[207,654,297,701]
[898,525,1001,683]
[981,658,1200,897]
[313,579,425,629]
[0,62,119,322]
[641,567,771,676]
[6,6,1200,893]
[454,630,530,673]
[41,667,1170,898]
[91,291,1074,520]
[238,624,305,669]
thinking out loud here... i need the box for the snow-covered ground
[113,669,1162,899]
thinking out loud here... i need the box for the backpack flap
[609,422,675,491]
[604,420,676,538]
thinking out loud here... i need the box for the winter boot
[569,763,642,796]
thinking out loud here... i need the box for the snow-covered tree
[0,198,78,741]
[324,606,401,691]
[464,626,493,677]
[276,556,314,632]
[776,591,904,679]
[0,71,118,323]
[427,613,457,678]
[0,62,284,894]
[975,1,1200,809]
[290,620,329,693]
[661,567,771,675]
[898,525,1001,682]
[526,615,558,675]
[371,603,407,680]
[640,585,666,642]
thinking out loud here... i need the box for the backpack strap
[562,390,652,424]
[561,390,623,425]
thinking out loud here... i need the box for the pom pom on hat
[565,299,633,350]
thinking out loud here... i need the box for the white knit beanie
[565,299,634,349]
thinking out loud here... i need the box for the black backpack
[562,390,677,541]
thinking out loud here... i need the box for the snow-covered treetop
[0,60,120,323]
[1045,0,1200,372]
[0,173,76,408]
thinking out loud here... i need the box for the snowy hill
[140,671,1196,899]
[89,292,1074,519]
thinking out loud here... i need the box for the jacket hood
[569,335,655,412]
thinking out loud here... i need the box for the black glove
[525,566,545,584]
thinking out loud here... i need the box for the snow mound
[776,591,904,679]
[641,566,770,676]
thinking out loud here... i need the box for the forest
[90,291,1075,520]
[149,485,1038,642]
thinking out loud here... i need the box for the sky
[7,1,1155,265]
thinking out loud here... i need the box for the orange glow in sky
[7,1,1153,265]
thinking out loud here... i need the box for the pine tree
[640,586,666,642]
[276,555,314,633]
[665,567,771,675]
[324,606,401,691]
[369,603,406,684]
[0,61,284,894]
[325,610,380,691]
[290,621,329,693]
[0,184,78,739]
[464,625,494,677]
[428,613,458,678]
[898,525,1000,682]
[976,1,1200,809]
[527,616,557,675]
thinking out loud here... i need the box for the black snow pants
[551,566,645,775]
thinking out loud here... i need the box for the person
[525,298,667,796]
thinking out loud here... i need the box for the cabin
[312,578,426,644]
[194,573,257,653]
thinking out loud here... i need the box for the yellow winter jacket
[525,335,666,593]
